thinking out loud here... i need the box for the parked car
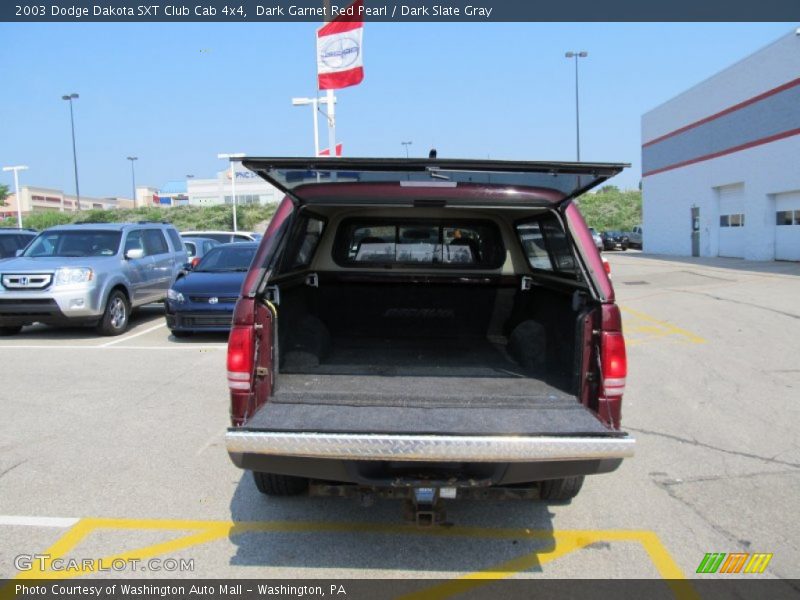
[224,157,634,522]
[181,230,259,244]
[601,230,630,251]
[626,225,643,249]
[0,228,37,260]
[165,243,258,336]
[588,227,603,252]
[0,222,187,336]
[183,236,221,268]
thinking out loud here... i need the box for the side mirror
[182,262,193,271]
[125,248,145,260]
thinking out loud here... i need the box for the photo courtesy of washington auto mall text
[1,0,800,598]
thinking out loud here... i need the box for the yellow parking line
[620,306,707,344]
[5,516,691,592]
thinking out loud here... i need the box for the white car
[181,230,259,244]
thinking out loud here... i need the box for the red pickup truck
[225,158,634,522]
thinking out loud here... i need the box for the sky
[0,22,795,197]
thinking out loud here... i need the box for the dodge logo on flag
[317,0,364,90]
[320,37,360,69]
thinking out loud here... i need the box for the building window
[224,194,260,205]
[720,213,745,227]
[776,210,799,226]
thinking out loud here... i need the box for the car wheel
[97,290,130,336]
[538,476,584,502]
[171,330,192,338]
[622,244,628,251]
[252,471,309,496]
[0,326,22,336]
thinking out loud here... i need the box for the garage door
[775,191,800,261]
[717,184,745,258]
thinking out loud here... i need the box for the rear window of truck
[333,219,504,269]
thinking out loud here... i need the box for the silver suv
[0,222,187,336]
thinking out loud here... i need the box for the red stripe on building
[642,127,800,177]
[643,77,800,148]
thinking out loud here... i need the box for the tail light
[601,331,627,397]
[602,257,611,275]
[191,257,201,268]
[227,325,254,391]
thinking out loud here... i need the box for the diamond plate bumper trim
[226,431,635,463]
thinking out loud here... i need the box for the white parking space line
[97,323,167,347]
[0,515,78,528]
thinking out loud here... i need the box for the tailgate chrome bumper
[226,431,635,463]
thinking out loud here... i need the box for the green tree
[0,183,9,207]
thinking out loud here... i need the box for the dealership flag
[319,143,343,157]
[316,0,364,90]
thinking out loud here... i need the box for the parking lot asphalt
[0,252,798,588]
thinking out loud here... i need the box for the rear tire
[0,326,22,336]
[539,476,584,502]
[252,471,309,496]
[97,290,130,336]
[171,330,192,338]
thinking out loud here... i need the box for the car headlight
[53,267,93,286]
[167,288,185,303]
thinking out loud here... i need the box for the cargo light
[227,325,254,391]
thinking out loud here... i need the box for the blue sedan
[165,243,258,335]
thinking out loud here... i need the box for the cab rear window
[334,219,504,268]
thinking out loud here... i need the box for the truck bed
[245,372,620,437]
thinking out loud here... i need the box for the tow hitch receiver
[410,487,445,527]
[308,481,540,526]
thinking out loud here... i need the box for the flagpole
[322,0,336,158]
[326,89,336,157]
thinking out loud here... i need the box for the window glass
[516,215,576,274]
[720,215,730,227]
[286,216,326,270]
[25,230,121,257]
[516,222,553,270]
[143,230,169,255]
[540,218,576,272]
[184,241,197,258]
[166,229,184,252]
[776,211,793,226]
[337,220,503,268]
[125,230,146,256]
[195,245,257,272]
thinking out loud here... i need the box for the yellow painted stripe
[620,306,707,344]
[3,516,688,590]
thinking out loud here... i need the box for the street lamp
[217,152,245,232]
[292,95,337,156]
[564,51,588,161]
[401,141,413,158]
[2,165,29,229]
[61,93,81,211]
[126,157,137,208]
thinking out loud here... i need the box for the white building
[1,185,132,219]
[187,164,280,207]
[641,29,800,261]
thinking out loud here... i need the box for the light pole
[564,51,588,161]
[217,153,245,232]
[126,157,137,208]
[401,141,413,158]
[2,165,29,229]
[61,93,81,210]
[292,96,337,156]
